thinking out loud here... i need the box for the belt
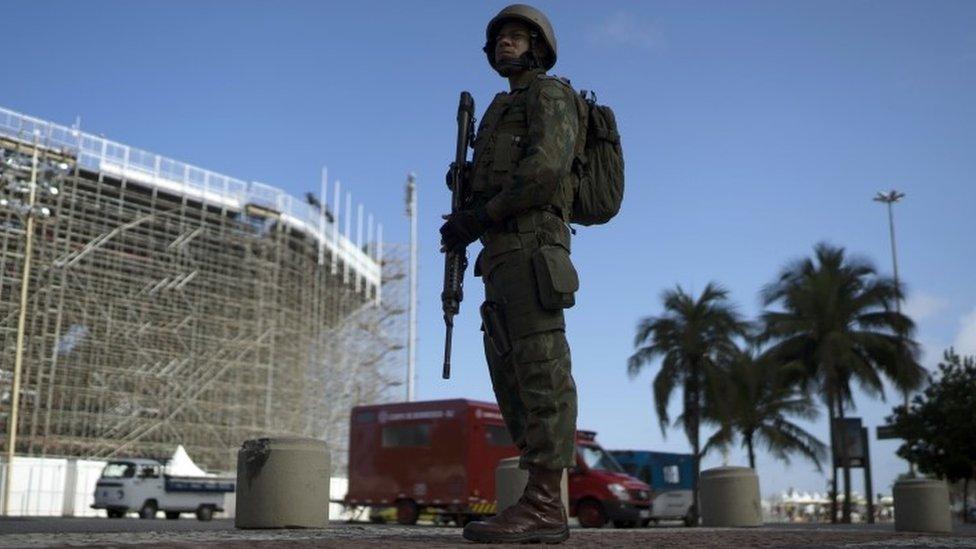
[498,206,562,234]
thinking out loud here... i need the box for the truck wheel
[196,505,214,521]
[395,499,419,525]
[165,511,181,520]
[139,501,158,520]
[106,509,125,519]
[576,499,607,528]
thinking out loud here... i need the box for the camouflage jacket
[470,69,580,224]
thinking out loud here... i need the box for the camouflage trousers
[477,211,578,470]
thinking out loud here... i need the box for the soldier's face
[494,21,532,64]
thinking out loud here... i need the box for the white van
[92,458,234,520]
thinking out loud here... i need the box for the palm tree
[628,282,749,525]
[760,242,924,523]
[702,346,827,471]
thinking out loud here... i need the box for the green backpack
[570,90,625,226]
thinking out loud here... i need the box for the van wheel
[395,499,419,525]
[576,499,607,528]
[196,505,214,521]
[139,501,158,520]
[165,511,181,520]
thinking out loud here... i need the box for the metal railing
[0,106,381,288]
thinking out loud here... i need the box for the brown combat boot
[463,466,569,544]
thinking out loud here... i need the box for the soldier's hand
[440,206,491,253]
[445,161,472,191]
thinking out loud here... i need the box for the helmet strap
[495,52,537,77]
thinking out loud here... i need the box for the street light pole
[3,137,40,516]
[405,173,418,402]
[873,189,913,476]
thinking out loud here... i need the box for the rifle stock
[441,91,476,380]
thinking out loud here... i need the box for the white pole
[355,203,364,293]
[332,180,341,274]
[367,214,374,260]
[376,223,383,305]
[406,173,418,402]
[344,191,352,284]
[367,213,374,298]
[318,167,327,266]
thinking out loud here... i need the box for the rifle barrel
[442,319,454,379]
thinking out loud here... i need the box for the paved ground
[1,518,975,548]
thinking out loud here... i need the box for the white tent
[165,445,212,477]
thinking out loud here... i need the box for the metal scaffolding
[0,107,404,473]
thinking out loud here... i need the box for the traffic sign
[876,425,899,440]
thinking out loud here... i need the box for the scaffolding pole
[2,136,39,516]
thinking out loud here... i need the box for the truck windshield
[101,462,136,478]
[579,445,625,473]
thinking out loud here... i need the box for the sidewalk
[1,521,976,549]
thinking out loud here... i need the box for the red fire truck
[344,399,651,528]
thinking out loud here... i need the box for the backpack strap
[584,95,620,145]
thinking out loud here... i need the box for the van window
[101,462,136,479]
[663,464,681,484]
[139,465,161,478]
[382,424,431,447]
[485,425,513,446]
[579,445,625,473]
[355,411,377,424]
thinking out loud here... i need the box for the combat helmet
[484,4,557,71]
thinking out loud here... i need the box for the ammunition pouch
[480,301,512,357]
[532,245,579,310]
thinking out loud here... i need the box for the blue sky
[3,1,975,498]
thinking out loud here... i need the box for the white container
[235,437,331,529]
[699,466,762,527]
[495,457,568,515]
[893,478,952,533]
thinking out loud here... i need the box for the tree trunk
[688,360,701,526]
[828,395,838,524]
[965,477,971,524]
[746,432,756,469]
[838,399,853,524]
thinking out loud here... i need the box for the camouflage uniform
[470,67,580,470]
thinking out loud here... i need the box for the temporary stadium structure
[0,106,404,473]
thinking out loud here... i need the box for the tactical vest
[470,91,526,195]
[469,76,576,220]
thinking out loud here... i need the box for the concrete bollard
[495,457,569,516]
[699,466,762,527]
[893,478,952,533]
[235,437,331,529]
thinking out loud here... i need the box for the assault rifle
[441,91,476,380]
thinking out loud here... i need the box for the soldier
[439,4,582,544]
